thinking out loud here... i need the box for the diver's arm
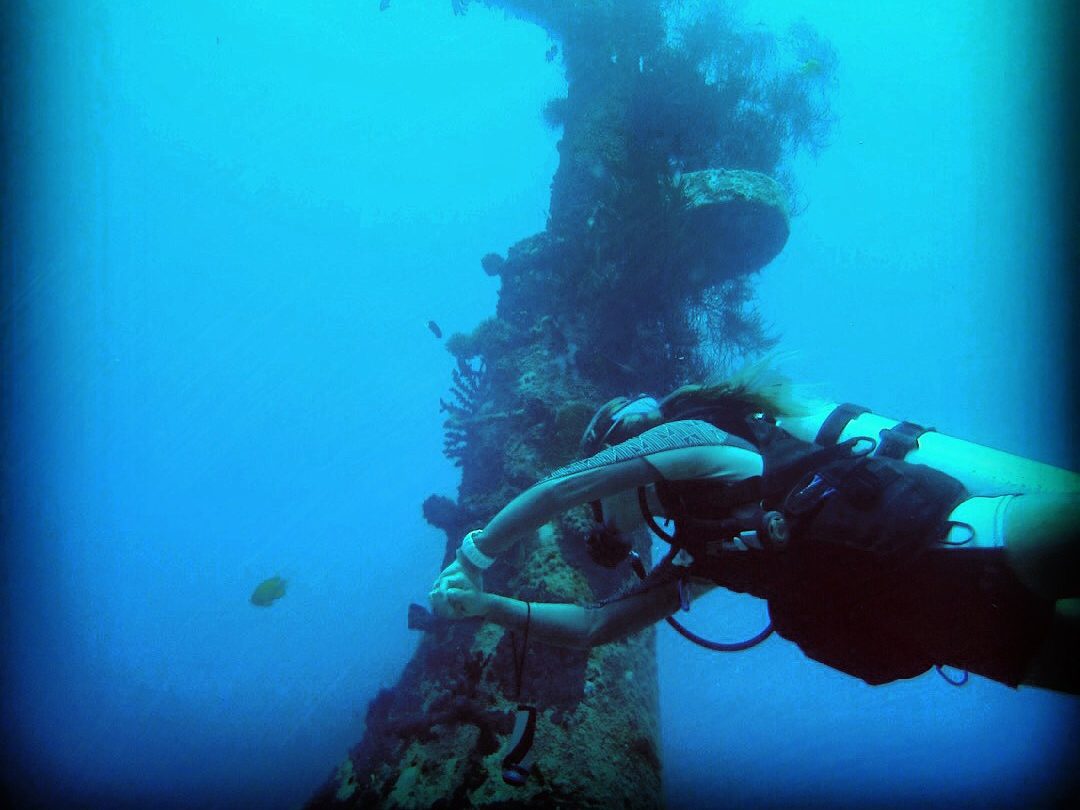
[432,465,634,595]
[432,562,715,648]
[478,597,600,649]
[435,458,660,587]
[467,423,760,562]
[457,577,700,649]
[476,457,658,558]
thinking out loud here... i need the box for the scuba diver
[429,359,1080,694]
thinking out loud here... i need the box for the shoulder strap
[638,486,675,542]
[815,403,871,447]
[877,421,934,460]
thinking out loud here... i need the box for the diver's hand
[432,558,481,594]
[429,560,486,619]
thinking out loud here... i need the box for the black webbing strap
[638,486,676,542]
[815,403,871,447]
[589,500,604,523]
[876,421,935,460]
[503,705,537,763]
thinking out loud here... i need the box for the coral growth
[439,357,490,467]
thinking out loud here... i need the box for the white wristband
[459,529,496,570]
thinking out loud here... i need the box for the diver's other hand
[432,558,482,595]
[430,556,484,618]
[429,569,487,619]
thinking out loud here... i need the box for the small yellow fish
[250,575,287,607]
[799,58,823,77]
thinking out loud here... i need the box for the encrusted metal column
[306,2,829,806]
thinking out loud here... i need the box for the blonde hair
[593,355,810,449]
[661,354,812,423]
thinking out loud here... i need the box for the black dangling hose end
[501,704,537,786]
[935,664,969,686]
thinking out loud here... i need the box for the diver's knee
[1021,598,1080,695]
[1004,492,1080,600]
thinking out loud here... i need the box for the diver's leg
[1003,492,1080,600]
[1021,597,1080,695]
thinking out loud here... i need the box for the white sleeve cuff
[459,529,496,570]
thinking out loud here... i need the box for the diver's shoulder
[636,418,733,445]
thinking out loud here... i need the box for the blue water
[2,2,1076,808]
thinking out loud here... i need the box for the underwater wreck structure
[308,1,833,806]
